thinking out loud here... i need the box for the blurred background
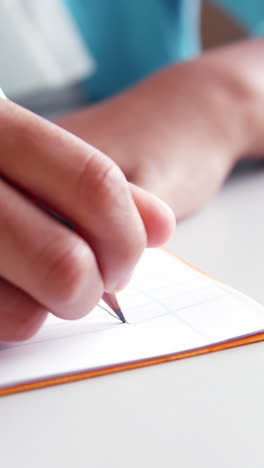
[0,1,255,117]
[202,0,247,48]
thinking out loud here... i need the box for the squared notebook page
[1,248,264,393]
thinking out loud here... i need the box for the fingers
[0,100,146,291]
[0,278,48,342]
[0,178,103,319]
[0,101,175,342]
[129,183,176,247]
[0,178,174,340]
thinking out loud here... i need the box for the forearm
[57,38,264,163]
[56,39,264,218]
[195,38,264,158]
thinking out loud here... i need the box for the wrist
[201,39,264,159]
[160,51,252,167]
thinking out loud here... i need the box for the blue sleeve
[210,0,264,35]
[64,0,201,101]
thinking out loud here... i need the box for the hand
[56,41,264,218]
[0,100,175,341]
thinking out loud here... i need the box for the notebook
[1,248,264,396]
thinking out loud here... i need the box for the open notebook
[1,248,264,396]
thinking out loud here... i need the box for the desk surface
[1,166,264,468]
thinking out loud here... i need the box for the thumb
[129,183,176,248]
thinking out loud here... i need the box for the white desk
[1,166,264,468]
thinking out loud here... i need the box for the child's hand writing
[0,100,175,341]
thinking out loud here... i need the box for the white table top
[1,165,264,468]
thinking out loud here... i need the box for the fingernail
[156,197,176,222]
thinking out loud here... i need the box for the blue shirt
[64,0,264,102]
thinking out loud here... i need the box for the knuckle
[12,327,36,342]
[10,310,46,342]
[77,151,126,208]
[121,229,146,265]
[43,238,93,306]
[72,150,148,291]
[103,223,146,291]
[125,240,145,271]
[95,160,125,201]
[0,290,47,342]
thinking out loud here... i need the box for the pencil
[102,292,127,323]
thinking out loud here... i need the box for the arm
[199,38,264,157]
[56,39,264,217]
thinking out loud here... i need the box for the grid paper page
[1,248,264,390]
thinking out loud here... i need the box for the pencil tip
[103,292,127,323]
[115,308,127,324]
[102,292,127,323]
